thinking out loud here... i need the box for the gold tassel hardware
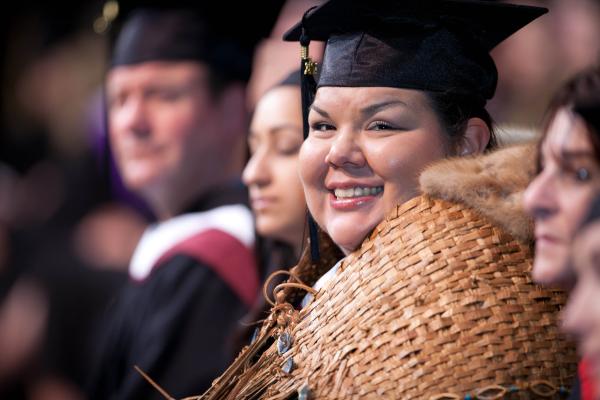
[301,45,318,76]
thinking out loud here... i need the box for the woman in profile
[234,71,312,348]
[244,70,307,281]
[524,66,600,288]
[524,65,600,400]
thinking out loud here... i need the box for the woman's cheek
[299,138,325,189]
[299,138,329,221]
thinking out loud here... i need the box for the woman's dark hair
[425,92,497,152]
[580,192,600,231]
[230,237,298,351]
[536,65,600,172]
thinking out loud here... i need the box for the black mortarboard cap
[283,0,547,262]
[109,0,284,83]
[284,0,547,103]
[278,68,303,87]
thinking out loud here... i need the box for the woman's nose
[243,149,271,188]
[523,171,557,221]
[324,130,366,169]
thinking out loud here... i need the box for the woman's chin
[531,255,570,288]
[327,226,371,255]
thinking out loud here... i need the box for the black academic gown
[87,184,257,400]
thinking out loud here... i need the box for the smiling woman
[196,1,578,398]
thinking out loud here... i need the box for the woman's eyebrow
[560,149,596,161]
[310,104,331,119]
[310,99,409,120]
[269,124,303,136]
[360,100,408,118]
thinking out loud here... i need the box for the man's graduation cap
[109,0,285,83]
[283,0,547,261]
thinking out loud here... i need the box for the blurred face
[523,108,600,287]
[107,61,226,207]
[299,87,449,254]
[243,86,306,246]
[563,220,600,384]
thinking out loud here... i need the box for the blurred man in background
[87,2,283,399]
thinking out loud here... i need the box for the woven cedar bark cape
[198,144,577,400]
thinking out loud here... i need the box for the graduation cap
[108,0,285,83]
[282,0,547,262]
[278,68,303,87]
[285,0,547,100]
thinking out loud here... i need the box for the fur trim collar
[419,143,536,243]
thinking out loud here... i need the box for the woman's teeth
[334,186,383,198]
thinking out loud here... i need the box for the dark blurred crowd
[0,2,140,399]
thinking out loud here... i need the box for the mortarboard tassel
[299,7,320,263]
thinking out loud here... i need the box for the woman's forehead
[544,108,594,155]
[313,86,427,111]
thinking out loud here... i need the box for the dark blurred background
[0,2,144,399]
[0,0,599,399]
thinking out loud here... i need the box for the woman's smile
[328,185,384,210]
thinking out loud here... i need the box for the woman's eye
[310,122,335,132]
[575,167,591,182]
[368,121,395,131]
[276,139,302,155]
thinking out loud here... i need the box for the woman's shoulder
[417,143,536,244]
[257,143,574,398]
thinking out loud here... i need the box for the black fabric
[87,183,252,399]
[283,0,547,103]
[111,10,212,66]
[568,371,581,400]
[279,68,302,87]
[87,257,247,399]
[111,9,253,82]
[110,1,285,82]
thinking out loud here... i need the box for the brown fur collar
[419,143,537,243]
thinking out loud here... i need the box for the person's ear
[459,117,490,156]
